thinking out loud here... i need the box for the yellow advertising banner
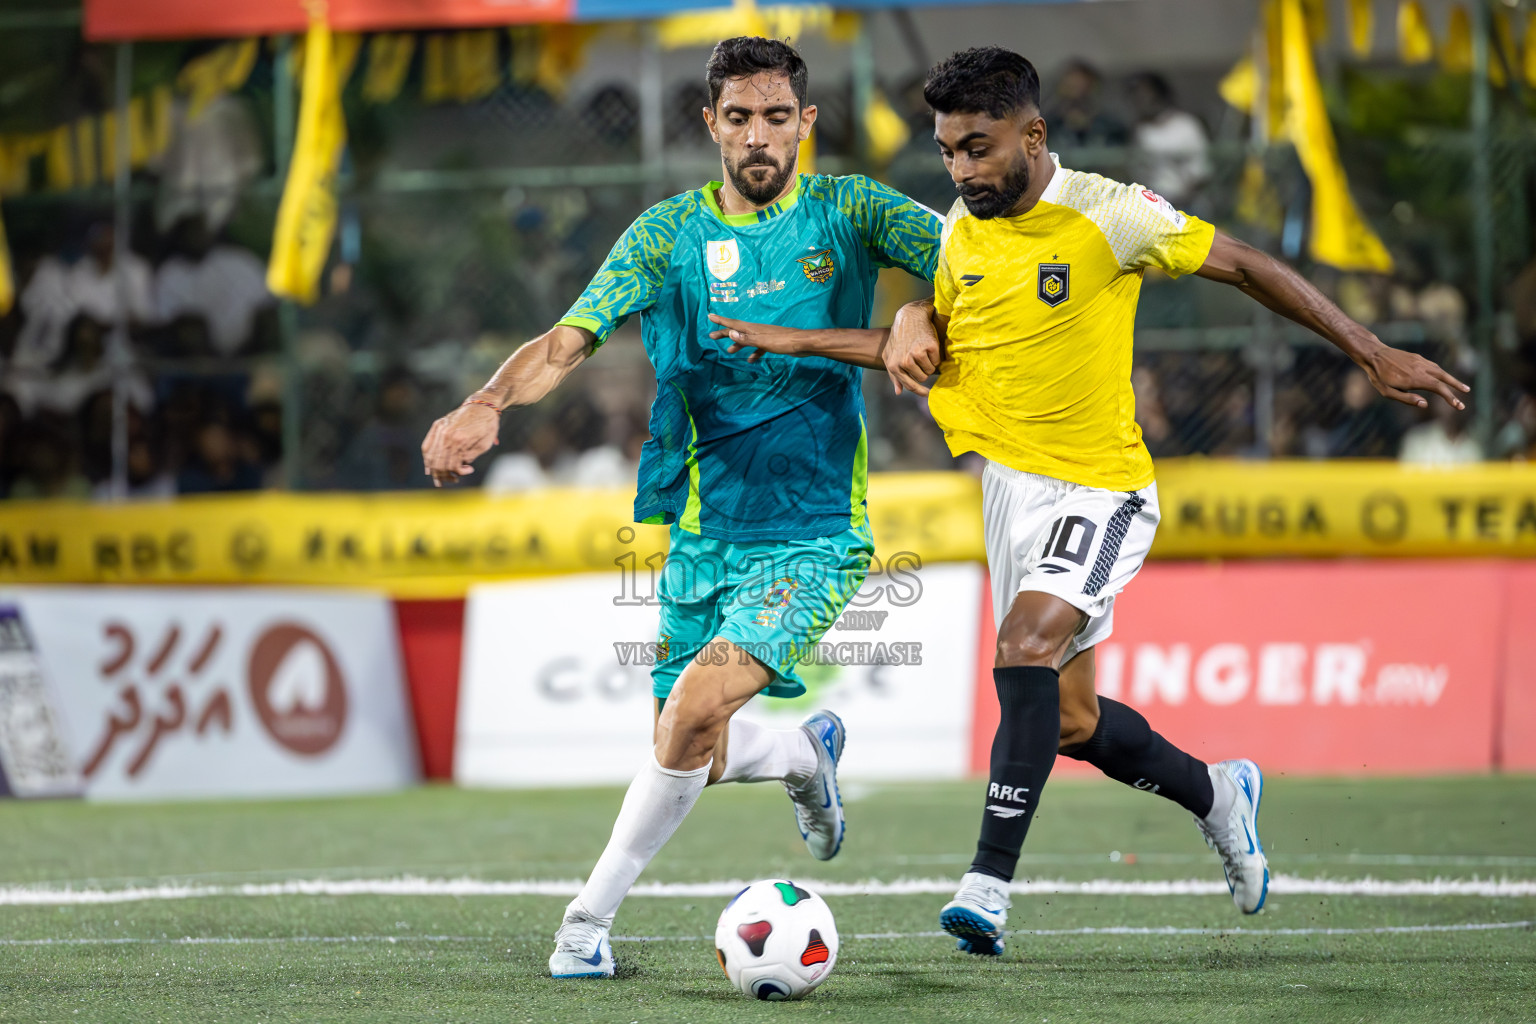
[0,463,1531,597]
[1151,459,1536,558]
[0,473,982,598]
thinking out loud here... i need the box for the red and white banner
[456,563,982,786]
[2,587,418,800]
[972,561,1510,777]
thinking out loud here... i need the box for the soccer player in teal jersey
[421,37,940,979]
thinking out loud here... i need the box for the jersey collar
[1037,153,1066,205]
[702,174,803,226]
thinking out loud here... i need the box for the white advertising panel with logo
[456,562,982,787]
[0,587,418,800]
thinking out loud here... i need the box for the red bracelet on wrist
[462,398,501,414]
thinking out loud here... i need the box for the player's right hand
[421,403,500,487]
[885,300,942,396]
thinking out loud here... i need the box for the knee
[656,690,730,770]
[1058,700,1099,750]
[995,628,1064,668]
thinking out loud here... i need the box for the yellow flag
[129,87,173,167]
[1218,56,1258,112]
[423,31,500,103]
[0,203,13,316]
[268,16,346,305]
[1490,10,1515,88]
[531,25,598,100]
[1398,0,1434,64]
[864,90,910,166]
[1301,0,1329,42]
[1441,4,1472,73]
[1347,0,1373,56]
[363,34,415,103]
[1234,154,1283,233]
[44,125,73,191]
[1277,0,1394,272]
[658,0,768,48]
[1526,10,1536,88]
[797,130,815,176]
[179,39,259,121]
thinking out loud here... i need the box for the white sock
[716,718,818,786]
[1203,764,1238,825]
[571,754,710,925]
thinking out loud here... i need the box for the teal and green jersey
[557,173,940,542]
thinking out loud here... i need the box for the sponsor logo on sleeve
[1140,189,1187,227]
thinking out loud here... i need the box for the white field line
[0,920,1530,948]
[4,875,1536,907]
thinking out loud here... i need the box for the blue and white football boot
[548,899,615,979]
[1196,758,1270,914]
[939,871,1011,956]
[785,710,846,860]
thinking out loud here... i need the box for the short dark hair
[923,46,1040,120]
[705,36,808,111]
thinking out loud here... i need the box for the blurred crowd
[1,52,1533,503]
[0,214,283,499]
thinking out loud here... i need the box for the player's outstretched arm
[420,324,596,486]
[1195,231,1469,411]
[708,313,888,370]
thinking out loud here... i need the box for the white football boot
[784,710,846,861]
[939,870,1012,956]
[548,900,615,979]
[1195,758,1270,914]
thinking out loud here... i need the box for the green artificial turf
[2,776,1533,1023]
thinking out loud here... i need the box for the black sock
[970,665,1060,883]
[1062,696,1214,818]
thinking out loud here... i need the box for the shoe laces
[953,873,1011,911]
[554,910,607,955]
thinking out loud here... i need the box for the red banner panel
[1498,564,1536,772]
[394,598,466,780]
[970,561,1506,777]
[85,0,573,41]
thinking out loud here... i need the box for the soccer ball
[714,878,839,1000]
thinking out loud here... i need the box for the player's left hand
[708,314,804,362]
[1359,342,1470,411]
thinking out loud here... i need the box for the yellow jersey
[930,158,1215,491]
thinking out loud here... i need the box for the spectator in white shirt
[155,215,275,357]
[67,222,157,335]
[1400,400,1484,465]
[1126,72,1211,208]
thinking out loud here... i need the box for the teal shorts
[651,520,875,700]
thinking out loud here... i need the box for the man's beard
[727,148,796,206]
[957,155,1031,219]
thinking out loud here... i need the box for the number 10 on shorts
[1042,515,1097,567]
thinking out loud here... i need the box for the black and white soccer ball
[714,878,839,1000]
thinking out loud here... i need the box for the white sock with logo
[570,754,710,925]
[715,718,818,787]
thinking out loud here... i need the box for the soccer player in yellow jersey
[711,45,1470,958]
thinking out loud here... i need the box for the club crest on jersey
[707,239,740,282]
[796,248,835,283]
[1038,262,1070,307]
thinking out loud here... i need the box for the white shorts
[982,460,1160,662]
